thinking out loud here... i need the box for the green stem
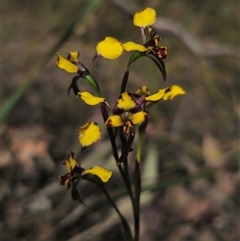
[133,123,146,241]
[134,160,141,241]
[77,147,86,166]
[136,127,144,163]
[136,120,148,162]
[123,160,136,214]
[100,104,133,203]
[141,27,147,44]
[120,69,129,94]
[119,128,140,241]
[83,73,102,97]
[119,128,135,204]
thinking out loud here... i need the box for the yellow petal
[133,7,156,28]
[145,88,169,102]
[135,85,151,96]
[56,53,78,73]
[122,42,147,52]
[163,85,186,100]
[68,51,80,62]
[105,115,123,128]
[132,111,149,124]
[78,122,101,147]
[116,92,136,110]
[96,37,123,59]
[64,161,72,173]
[78,92,105,105]
[64,152,77,172]
[82,166,112,183]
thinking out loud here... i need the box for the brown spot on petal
[105,119,113,128]
[59,173,71,186]
[144,113,150,120]
[159,46,167,59]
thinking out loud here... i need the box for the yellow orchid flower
[106,86,185,133]
[59,151,112,189]
[105,92,150,134]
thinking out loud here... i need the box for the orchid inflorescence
[56,7,185,241]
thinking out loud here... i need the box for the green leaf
[83,73,102,96]
[144,55,167,81]
[126,51,145,70]
[125,51,166,82]
[101,185,133,241]
[82,171,133,240]
[71,179,84,202]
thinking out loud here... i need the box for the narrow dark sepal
[118,130,135,164]
[68,76,81,97]
[126,51,145,70]
[120,69,129,94]
[83,73,101,96]
[71,178,83,201]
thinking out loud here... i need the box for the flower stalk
[55,7,186,241]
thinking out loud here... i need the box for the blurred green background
[1,0,239,241]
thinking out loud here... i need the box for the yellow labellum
[64,155,77,172]
[96,37,123,59]
[82,166,112,183]
[122,42,147,52]
[56,53,78,73]
[78,122,101,147]
[163,85,186,100]
[78,92,105,105]
[133,7,156,28]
